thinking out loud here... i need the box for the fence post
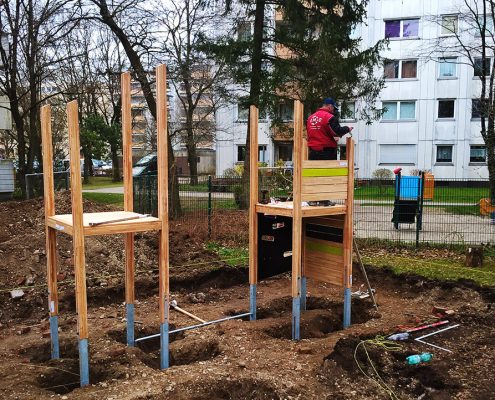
[415,171,425,248]
[65,171,69,191]
[207,175,212,240]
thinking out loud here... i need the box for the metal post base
[78,339,89,387]
[249,284,257,321]
[292,296,301,341]
[300,277,307,311]
[160,322,169,369]
[49,315,60,359]
[343,288,351,329]
[126,303,135,346]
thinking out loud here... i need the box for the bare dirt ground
[0,194,494,399]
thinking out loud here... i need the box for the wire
[354,335,403,400]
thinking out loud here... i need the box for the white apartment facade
[215,0,490,179]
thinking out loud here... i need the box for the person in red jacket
[306,98,354,160]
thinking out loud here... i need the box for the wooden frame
[41,65,170,387]
[249,100,355,340]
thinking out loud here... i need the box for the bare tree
[423,0,495,202]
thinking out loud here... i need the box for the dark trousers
[309,147,337,160]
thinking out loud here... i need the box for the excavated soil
[0,195,494,399]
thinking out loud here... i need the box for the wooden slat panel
[305,268,343,286]
[302,168,348,177]
[302,176,347,186]
[302,183,348,194]
[305,251,344,268]
[302,192,347,201]
[303,160,348,169]
[306,238,343,255]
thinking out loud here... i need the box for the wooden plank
[256,203,293,217]
[343,137,355,289]
[305,252,345,269]
[121,72,135,305]
[302,183,348,194]
[67,100,88,340]
[291,100,303,298]
[301,205,347,217]
[302,192,348,202]
[302,176,347,186]
[305,260,343,278]
[41,105,58,317]
[249,105,259,285]
[303,160,348,169]
[156,64,169,324]
[305,239,343,256]
[302,168,348,177]
[305,268,343,286]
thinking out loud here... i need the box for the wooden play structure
[249,100,355,340]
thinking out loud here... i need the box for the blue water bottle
[406,353,433,365]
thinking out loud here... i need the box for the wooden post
[156,64,170,369]
[121,72,135,346]
[248,105,259,320]
[343,137,355,328]
[66,100,89,386]
[40,105,59,359]
[291,100,303,341]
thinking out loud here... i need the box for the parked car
[132,153,157,177]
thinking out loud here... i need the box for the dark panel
[305,224,343,243]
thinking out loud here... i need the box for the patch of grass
[206,242,248,266]
[82,177,123,190]
[362,253,495,287]
[441,204,480,216]
[83,192,124,206]
[180,183,209,192]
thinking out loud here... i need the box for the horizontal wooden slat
[306,238,343,255]
[305,267,343,286]
[305,252,344,269]
[302,192,348,201]
[303,160,348,169]
[256,202,348,218]
[302,168,348,177]
[302,183,348,194]
[302,176,348,186]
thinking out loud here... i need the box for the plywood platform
[47,211,161,236]
[255,202,347,218]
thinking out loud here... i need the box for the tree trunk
[111,144,120,182]
[83,153,91,184]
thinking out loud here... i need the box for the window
[384,60,417,79]
[237,21,251,41]
[258,145,267,162]
[385,19,419,39]
[237,145,246,162]
[277,143,293,161]
[436,145,453,163]
[470,145,486,163]
[379,144,417,165]
[382,101,416,121]
[341,102,356,121]
[476,16,494,36]
[439,58,457,78]
[438,100,455,119]
[237,102,249,121]
[472,99,485,119]
[441,15,458,35]
[474,58,491,77]
[278,101,294,121]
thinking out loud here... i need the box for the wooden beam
[249,105,259,285]
[343,137,355,289]
[121,72,135,306]
[66,100,88,340]
[41,105,58,316]
[156,64,169,324]
[291,100,303,298]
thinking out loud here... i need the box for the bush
[372,168,393,180]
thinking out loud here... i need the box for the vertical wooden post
[248,105,259,321]
[291,100,303,341]
[121,72,135,346]
[67,100,89,386]
[40,105,59,359]
[156,64,170,369]
[343,137,355,328]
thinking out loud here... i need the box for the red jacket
[306,108,349,150]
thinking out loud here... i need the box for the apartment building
[215,0,490,179]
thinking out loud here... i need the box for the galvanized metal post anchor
[49,315,60,359]
[343,288,351,329]
[126,303,135,346]
[78,339,89,386]
[292,296,301,341]
[300,277,307,311]
[160,322,169,369]
[249,284,257,321]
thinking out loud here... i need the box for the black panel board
[257,214,293,280]
[306,224,343,244]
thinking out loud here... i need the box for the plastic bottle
[406,353,433,365]
[387,332,410,341]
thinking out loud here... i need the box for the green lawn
[180,183,209,192]
[83,192,124,206]
[82,177,123,190]
[205,242,248,266]
[362,253,495,287]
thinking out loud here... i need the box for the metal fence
[25,171,70,199]
[133,174,495,247]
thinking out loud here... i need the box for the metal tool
[89,214,151,227]
[353,237,378,310]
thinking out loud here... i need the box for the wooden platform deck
[255,202,347,218]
